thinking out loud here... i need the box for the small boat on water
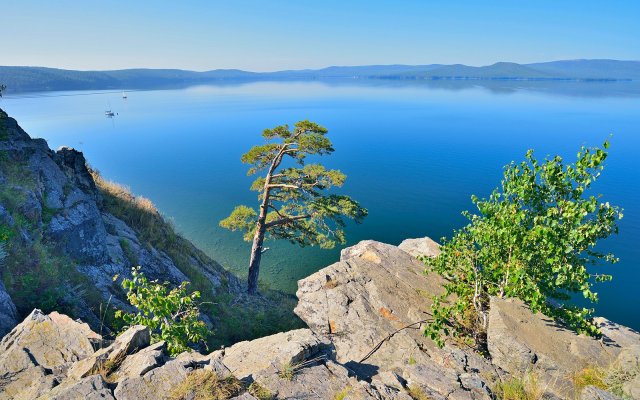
[105,110,115,117]
[122,91,127,99]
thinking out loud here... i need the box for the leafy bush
[423,142,622,347]
[115,267,209,355]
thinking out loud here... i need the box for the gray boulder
[113,341,166,382]
[487,297,640,398]
[39,375,115,400]
[255,360,379,400]
[114,351,229,400]
[580,386,622,400]
[222,328,328,380]
[295,240,495,399]
[67,325,150,380]
[397,236,441,258]
[0,309,99,399]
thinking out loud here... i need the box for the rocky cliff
[1,238,638,399]
[0,107,300,344]
[1,108,638,399]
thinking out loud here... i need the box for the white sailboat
[122,91,128,99]
[105,101,115,117]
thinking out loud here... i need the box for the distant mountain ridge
[1,59,639,93]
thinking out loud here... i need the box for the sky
[1,1,639,71]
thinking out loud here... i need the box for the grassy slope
[0,107,302,346]
[0,112,105,325]
[91,171,303,347]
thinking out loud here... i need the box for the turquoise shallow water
[2,80,639,329]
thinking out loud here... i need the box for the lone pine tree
[220,120,367,294]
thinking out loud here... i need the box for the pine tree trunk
[246,150,283,294]
[247,221,266,295]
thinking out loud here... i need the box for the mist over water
[2,80,639,329]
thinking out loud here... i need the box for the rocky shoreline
[1,238,638,399]
[0,107,638,399]
[0,107,300,345]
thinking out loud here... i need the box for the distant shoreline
[1,59,639,94]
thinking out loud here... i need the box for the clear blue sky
[2,0,639,71]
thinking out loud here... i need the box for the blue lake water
[2,80,639,330]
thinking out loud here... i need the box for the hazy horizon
[3,1,639,71]
[2,58,640,73]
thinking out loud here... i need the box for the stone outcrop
[0,107,298,342]
[487,297,640,398]
[222,329,327,380]
[0,309,99,399]
[295,239,640,400]
[398,236,441,258]
[0,280,18,337]
[1,236,639,398]
[67,325,150,380]
[296,240,496,400]
[1,240,640,399]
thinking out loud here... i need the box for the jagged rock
[222,328,328,380]
[0,107,241,336]
[402,363,468,400]
[48,200,110,264]
[612,346,640,399]
[0,366,57,400]
[54,147,98,196]
[39,375,115,400]
[113,341,166,381]
[255,359,378,400]
[579,386,622,400]
[487,297,639,398]
[595,317,640,348]
[0,310,98,399]
[295,240,495,399]
[0,310,97,373]
[67,325,150,380]
[114,351,229,400]
[397,237,441,258]
[0,281,18,337]
[624,375,640,400]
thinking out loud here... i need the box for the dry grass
[572,367,606,390]
[278,356,325,381]
[91,349,130,383]
[493,374,541,400]
[333,386,352,400]
[406,385,431,400]
[248,382,275,400]
[93,173,159,215]
[572,361,640,399]
[324,279,339,289]
[170,370,243,400]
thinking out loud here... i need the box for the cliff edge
[1,239,638,399]
[0,108,300,344]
